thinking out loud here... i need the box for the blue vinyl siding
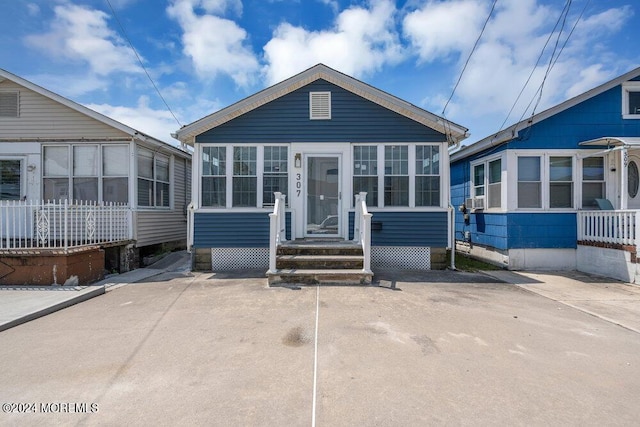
[194,212,291,248]
[507,213,576,249]
[348,211,448,247]
[196,80,445,144]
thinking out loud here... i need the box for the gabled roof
[0,68,190,158]
[174,63,469,145]
[451,65,640,162]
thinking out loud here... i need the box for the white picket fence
[0,200,132,251]
[577,210,639,248]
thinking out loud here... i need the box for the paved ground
[1,267,639,426]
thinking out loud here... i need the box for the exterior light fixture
[294,153,301,168]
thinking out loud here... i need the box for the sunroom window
[202,146,226,207]
[582,157,605,209]
[233,147,257,207]
[0,159,21,200]
[415,145,440,207]
[517,156,541,208]
[549,156,573,208]
[353,145,378,206]
[263,146,288,206]
[384,146,408,206]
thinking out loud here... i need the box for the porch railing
[0,199,133,252]
[353,192,372,273]
[577,210,639,249]
[268,192,287,272]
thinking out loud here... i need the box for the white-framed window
[517,156,542,208]
[0,158,22,200]
[201,146,226,207]
[201,144,289,208]
[353,145,378,207]
[622,81,640,118]
[415,145,440,207]
[384,145,409,206]
[137,148,171,208]
[549,156,573,208]
[43,144,130,203]
[0,91,19,118]
[310,91,331,120]
[471,156,502,209]
[263,146,288,206]
[582,156,605,209]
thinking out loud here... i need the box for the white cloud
[24,4,141,76]
[27,73,109,98]
[26,3,40,16]
[318,0,339,15]
[86,96,182,145]
[403,0,633,133]
[263,0,404,85]
[167,0,259,87]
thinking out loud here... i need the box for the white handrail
[577,209,640,250]
[186,202,194,253]
[353,192,372,273]
[268,192,286,273]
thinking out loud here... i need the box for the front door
[305,156,341,236]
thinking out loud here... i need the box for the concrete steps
[267,240,373,286]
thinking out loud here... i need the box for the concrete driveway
[1,270,639,426]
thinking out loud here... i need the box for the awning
[577,137,640,159]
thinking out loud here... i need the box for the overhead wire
[104,0,182,128]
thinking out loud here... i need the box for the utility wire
[442,0,498,117]
[104,0,182,128]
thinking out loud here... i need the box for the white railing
[0,199,132,252]
[353,192,372,273]
[268,192,287,273]
[577,210,639,248]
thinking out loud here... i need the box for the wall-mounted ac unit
[465,197,485,211]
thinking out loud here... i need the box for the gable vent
[0,92,19,118]
[310,91,331,120]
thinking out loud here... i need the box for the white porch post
[621,147,629,209]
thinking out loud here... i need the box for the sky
[1,0,639,148]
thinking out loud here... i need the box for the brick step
[276,254,363,270]
[267,269,373,286]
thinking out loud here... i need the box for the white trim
[470,153,506,212]
[622,81,640,119]
[309,91,331,120]
[304,153,342,237]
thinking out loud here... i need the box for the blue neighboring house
[450,66,640,283]
[175,64,468,272]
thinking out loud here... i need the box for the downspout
[449,204,456,270]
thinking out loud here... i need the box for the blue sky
[1,0,639,147]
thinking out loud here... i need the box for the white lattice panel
[211,248,269,270]
[372,247,431,270]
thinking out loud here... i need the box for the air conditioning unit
[465,197,485,211]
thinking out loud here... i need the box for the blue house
[450,66,640,283]
[175,64,468,279]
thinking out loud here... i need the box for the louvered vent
[0,92,19,117]
[309,91,331,120]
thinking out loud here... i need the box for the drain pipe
[448,204,456,270]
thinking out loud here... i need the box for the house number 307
[296,173,302,197]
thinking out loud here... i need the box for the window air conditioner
[465,197,485,211]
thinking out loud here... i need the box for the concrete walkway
[485,270,640,334]
[0,251,191,332]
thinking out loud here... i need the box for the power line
[442,0,498,117]
[104,0,182,128]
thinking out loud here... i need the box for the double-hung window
[233,147,257,207]
[353,145,378,206]
[415,145,440,206]
[384,146,408,206]
[202,146,226,207]
[137,148,171,208]
[549,156,573,208]
[472,158,502,209]
[582,157,605,208]
[473,164,485,198]
[103,146,129,203]
[517,156,542,208]
[263,146,288,206]
[0,159,22,200]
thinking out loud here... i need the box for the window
[384,146,408,206]
[582,157,605,208]
[0,91,19,117]
[629,161,639,198]
[137,148,171,208]
[233,146,257,207]
[263,146,288,206]
[73,145,99,201]
[103,145,129,203]
[517,156,541,208]
[310,92,331,120]
[623,82,640,118]
[549,156,573,208]
[487,159,501,208]
[415,145,440,207]
[0,159,21,200]
[353,145,378,206]
[43,146,70,200]
[473,164,485,197]
[202,146,226,207]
